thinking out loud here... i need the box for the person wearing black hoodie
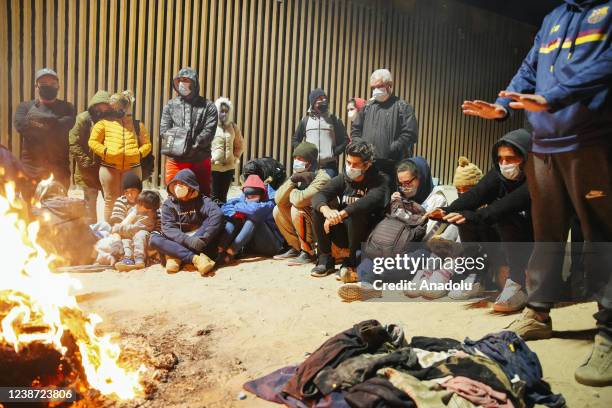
[160,67,218,196]
[438,129,533,313]
[292,88,348,177]
[311,141,389,278]
[149,169,224,276]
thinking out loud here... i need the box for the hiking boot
[338,282,382,302]
[193,254,216,277]
[421,269,453,300]
[165,256,181,274]
[575,334,612,387]
[339,266,359,283]
[311,261,335,277]
[115,258,138,272]
[274,247,300,260]
[493,279,527,313]
[449,273,482,300]
[505,307,552,340]
[287,251,314,266]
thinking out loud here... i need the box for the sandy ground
[70,258,612,408]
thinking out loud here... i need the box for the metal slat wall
[1,0,532,186]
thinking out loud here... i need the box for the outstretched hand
[461,100,507,119]
[498,91,549,112]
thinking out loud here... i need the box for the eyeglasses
[398,176,417,188]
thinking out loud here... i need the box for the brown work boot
[575,334,612,387]
[193,254,215,277]
[505,307,552,341]
[165,256,181,274]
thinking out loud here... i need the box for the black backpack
[364,199,427,259]
[242,157,286,189]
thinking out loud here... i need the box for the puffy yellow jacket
[88,117,151,170]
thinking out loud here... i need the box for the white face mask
[178,81,192,97]
[372,87,389,102]
[499,163,521,181]
[347,109,357,121]
[293,159,308,173]
[399,185,417,198]
[174,184,190,199]
[345,163,364,181]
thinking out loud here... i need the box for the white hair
[370,69,393,85]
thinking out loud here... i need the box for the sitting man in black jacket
[150,169,224,276]
[435,128,533,313]
[311,141,389,280]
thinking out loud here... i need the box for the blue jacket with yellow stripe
[496,0,611,153]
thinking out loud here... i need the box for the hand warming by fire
[0,182,144,402]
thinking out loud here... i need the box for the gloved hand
[291,171,315,187]
[186,236,207,253]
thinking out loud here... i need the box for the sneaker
[575,334,612,387]
[505,307,553,341]
[493,279,527,313]
[115,258,138,272]
[404,270,426,298]
[287,251,314,266]
[134,258,146,269]
[448,273,482,300]
[311,262,335,278]
[421,269,453,300]
[274,247,300,260]
[193,254,216,277]
[165,256,181,274]
[338,282,382,302]
[339,266,359,283]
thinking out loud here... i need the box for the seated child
[110,171,142,225]
[113,190,161,271]
[217,174,285,264]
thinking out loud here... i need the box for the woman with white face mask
[211,97,244,204]
[346,97,366,140]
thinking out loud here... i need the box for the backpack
[242,157,286,189]
[364,199,427,259]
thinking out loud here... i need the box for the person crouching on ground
[436,128,533,313]
[310,141,389,279]
[113,190,161,271]
[216,174,285,264]
[273,142,332,265]
[150,169,224,276]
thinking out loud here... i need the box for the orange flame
[0,182,144,399]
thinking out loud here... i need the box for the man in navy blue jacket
[462,0,612,386]
[150,169,224,276]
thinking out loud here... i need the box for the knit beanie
[293,141,319,166]
[308,88,326,107]
[453,156,483,188]
[122,172,143,192]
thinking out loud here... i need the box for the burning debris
[0,183,145,404]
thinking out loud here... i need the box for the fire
[0,182,144,400]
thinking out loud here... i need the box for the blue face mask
[293,159,307,173]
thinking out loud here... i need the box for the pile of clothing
[244,320,565,408]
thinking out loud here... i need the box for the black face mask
[109,110,126,119]
[89,109,110,122]
[39,85,58,100]
[317,101,329,113]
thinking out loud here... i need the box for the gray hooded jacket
[160,67,218,162]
